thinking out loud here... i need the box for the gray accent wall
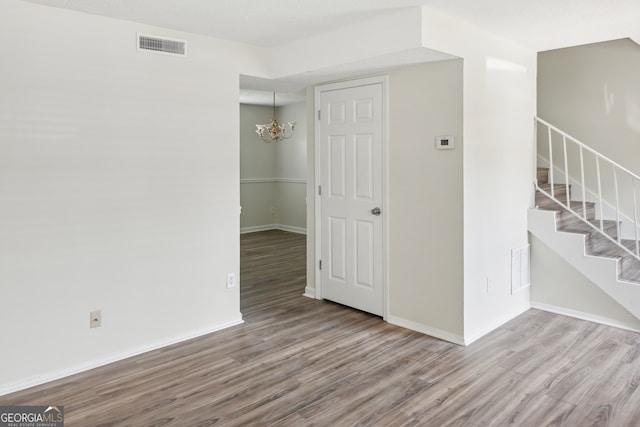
[240,102,307,233]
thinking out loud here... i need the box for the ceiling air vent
[137,33,186,56]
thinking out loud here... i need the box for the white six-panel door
[317,79,385,316]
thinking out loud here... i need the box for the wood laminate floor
[4,230,640,426]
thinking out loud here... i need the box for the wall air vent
[137,33,186,56]
[511,244,530,294]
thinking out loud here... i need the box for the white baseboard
[463,304,531,346]
[240,224,306,235]
[240,225,276,234]
[303,286,316,298]
[387,315,466,346]
[531,301,640,333]
[240,178,307,184]
[275,224,306,235]
[0,316,244,397]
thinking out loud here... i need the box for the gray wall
[240,102,307,233]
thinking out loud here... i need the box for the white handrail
[536,117,640,182]
[535,116,640,263]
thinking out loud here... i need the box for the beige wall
[305,60,464,339]
[530,234,640,330]
[538,39,640,227]
[538,39,640,174]
[386,60,464,338]
[536,39,640,324]
[307,11,537,344]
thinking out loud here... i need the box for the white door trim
[314,76,389,320]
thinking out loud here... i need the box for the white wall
[421,7,537,343]
[271,8,423,79]
[0,2,540,393]
[305,87,317,296]
[240,102,307,233]
[0,0,268,394]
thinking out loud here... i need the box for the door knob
[371,207,381,215]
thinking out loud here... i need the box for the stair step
[584,231,625,257]
[534,183,640,285]
[557,217,619,240]
[537,183,570,203]
[622,239,640,254]
[558,224,640,284]
[619,240,640,283]
[535,192,596,221]
[537,167,549,184]
[619,254,640,284]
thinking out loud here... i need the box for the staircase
[529,117,640,320]
[530,173,640,321]
[533,167,640,284]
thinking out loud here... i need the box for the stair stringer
[528,208,640,321]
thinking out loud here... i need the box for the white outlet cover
[90,310,102,328]
[227,273,236,288]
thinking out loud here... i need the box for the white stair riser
[529,208,640,320]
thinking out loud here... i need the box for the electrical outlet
[270,206,276,214]
[90,310,102,328]
[227,272,236,288]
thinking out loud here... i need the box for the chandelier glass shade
[255,92,295,143]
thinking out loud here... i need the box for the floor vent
[137,33,186,56]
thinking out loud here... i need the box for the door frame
[313,75,389,319]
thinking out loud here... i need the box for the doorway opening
[239,87,308,316]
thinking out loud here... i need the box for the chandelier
[255,92,295,143]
